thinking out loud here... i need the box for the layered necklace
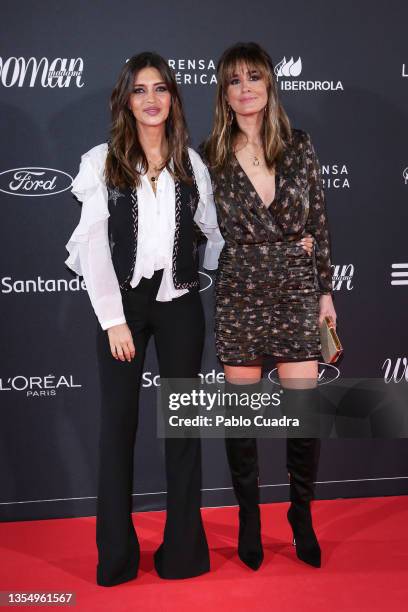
[147,157,165,195]
[236,141,264,167]
[250,152,261,166]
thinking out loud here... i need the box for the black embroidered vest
[107,153,201,292]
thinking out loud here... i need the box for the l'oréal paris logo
[0,374,82,398]
[0,168,73,197]
[268,362,340,386]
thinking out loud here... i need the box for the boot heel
[287,505,321,568]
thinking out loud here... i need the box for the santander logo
[0,167,73,197]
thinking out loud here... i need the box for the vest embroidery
[107,151,200,292]
[117,188,138,290]
[172,153,200,290]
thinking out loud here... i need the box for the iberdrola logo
[273,56,343,92]
[274,57,302,79]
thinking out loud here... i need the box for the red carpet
[0,496,407,611]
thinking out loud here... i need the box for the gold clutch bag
[320,316,343,364]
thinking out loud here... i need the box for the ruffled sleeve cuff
[100,316,127,331]
[189,148,225,271]
[65,143,109,276]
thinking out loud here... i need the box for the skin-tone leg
[224,364,262,385]
[224,360,318,384]
[276,360,318,389]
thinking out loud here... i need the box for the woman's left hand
[299,233,314,256]
[319,294,337,328]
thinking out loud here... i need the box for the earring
[227,105,234,126]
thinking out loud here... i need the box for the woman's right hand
[107,323,136,362]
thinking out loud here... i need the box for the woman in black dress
[202,42,337,569]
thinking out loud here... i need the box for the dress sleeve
[303,132,334,295]
[65,146,126,330]
[188,148,225,271]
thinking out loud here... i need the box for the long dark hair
[204,42,291,173]
[105,51,191,188]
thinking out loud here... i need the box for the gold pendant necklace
[247,145,262,166]
[148,159,163,195]
[150,174,158,194]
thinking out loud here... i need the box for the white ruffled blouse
[65,143,224,330]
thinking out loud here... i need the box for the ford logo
[267,362,340,386]
[0,167,73,197]
[199,270,213,292]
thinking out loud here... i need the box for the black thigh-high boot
[281,386,322,568]
[224,380,264,570]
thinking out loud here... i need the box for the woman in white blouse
[65,52,224,587]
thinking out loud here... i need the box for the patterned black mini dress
[205,128,334,365]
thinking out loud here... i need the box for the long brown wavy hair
[105,52,191,188]
[203,42,292,173]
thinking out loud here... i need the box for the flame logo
[274,56,302,79]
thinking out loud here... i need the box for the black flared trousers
[95,270,209,586]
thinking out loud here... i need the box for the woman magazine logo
[0,56,84,87]
[382,357,408,383]
[0,167,73,197]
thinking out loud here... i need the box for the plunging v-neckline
[234,154,277,210]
